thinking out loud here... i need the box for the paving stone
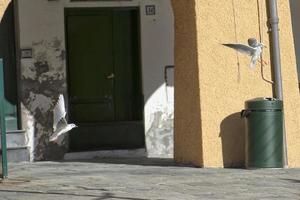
[0,158,299,200]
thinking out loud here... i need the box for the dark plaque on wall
[21,49,33,59]
[145,5,156,16]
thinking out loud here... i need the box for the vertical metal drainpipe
[267,0,288,167]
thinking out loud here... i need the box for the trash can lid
[245,97,283,110]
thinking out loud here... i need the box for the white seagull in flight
[50,94,77,143]
[223,38,267,69]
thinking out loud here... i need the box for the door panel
[67,12,115,122]
[69,121,144,151]
[66,8,144,151]
[113,10,142,121]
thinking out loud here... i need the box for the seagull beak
[262,43,267,48]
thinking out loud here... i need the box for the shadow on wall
[289,0,300,87]
[219,112,245,168]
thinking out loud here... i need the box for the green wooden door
[66,8,144,151]
[0,2,18,131]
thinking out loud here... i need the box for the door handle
[104,95,113,100]
[106,73,115,79]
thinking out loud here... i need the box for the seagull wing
[223,44,256,56]
[50,123,77,142]
[53,94,66,132]
[50,123,67,142]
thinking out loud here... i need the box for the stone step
[0,146,30,162]
[64,148,146,160]
[5,117,18,131]
[0,130,27,148]
[0,130,30,162]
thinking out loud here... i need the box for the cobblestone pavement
[0,158,300,200]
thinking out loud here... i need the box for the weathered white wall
[290,0,300,83]
[16,0,174,160]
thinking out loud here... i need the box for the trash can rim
[245,97,283,110]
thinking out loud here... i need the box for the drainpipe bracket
[268,18,279,25]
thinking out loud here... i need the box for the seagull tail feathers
[249,60,257,69]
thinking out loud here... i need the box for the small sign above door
[145,5,156,16]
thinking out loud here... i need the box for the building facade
[0,0,299,167]
[1,0,175,161]
[172,0,300,167]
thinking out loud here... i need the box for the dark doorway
[65,8,144,152]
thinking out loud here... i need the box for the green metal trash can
[241,98,284,168]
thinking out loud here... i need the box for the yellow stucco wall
[279,1,300,168]
[172,0,300,167]
[172,0,203,166]
[0,0,10,19]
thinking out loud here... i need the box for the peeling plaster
[21,104,35,162]
[21,59,36,79]
[28,92,52,113]
[21,37,67,160]
[145,83,174,158]
[146,109,174,158]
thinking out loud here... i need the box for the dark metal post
[267,0,288,167]
[0,59,8,178]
